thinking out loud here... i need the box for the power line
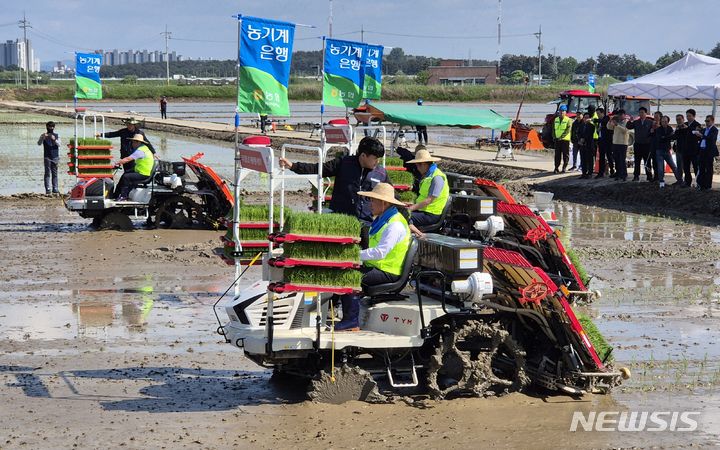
[29,28,94,51]
[364,30,535,40]
[170,36,235,43]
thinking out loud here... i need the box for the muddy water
[0,111,314,195]
[558,203,720,441]
[1,136,720,445]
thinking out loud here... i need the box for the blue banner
[238,16,295,116]
[363,44,383,100]
[75,53,102,99]
[323,38,367,108]
[588,73,596,94]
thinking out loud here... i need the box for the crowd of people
[554,105,718,189]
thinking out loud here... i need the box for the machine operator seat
[363,238,418,299]
[135,160,159,188]
[417,199,452,233]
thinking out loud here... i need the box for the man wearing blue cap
[553,105,573,173]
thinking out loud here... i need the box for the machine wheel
[426,320,528,399]
[155,196,201,229]
[307,365,386,404]
[98,211,133,231]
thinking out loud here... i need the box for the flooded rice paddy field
[0,115,719,448]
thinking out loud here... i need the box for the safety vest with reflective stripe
[591,112,599,140]
[418,167,450,215]
[365,212,410,276]
[133,145,154,176]
[554,115,573,141]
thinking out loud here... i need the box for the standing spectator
[647,111,663,181]
[99,118,156,173]
[37,121,61,195]
[159,96,168,119]
[415,98,428,145]
[626,107,654,181]
[570,112,584,171]
[671,114,687,184]
[695,115,718,190]
[552,105,572,173]
[607,110,630,181]
[259,114,268,134]
[578,112,596,179]
[596,108,614,178]
[654,116,681,188]
[683,109,702,186]
[589,105,600,174]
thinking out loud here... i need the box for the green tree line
[48,42,720,81]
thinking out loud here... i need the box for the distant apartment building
[99,48,183,66]
[0,39,40,71]
[427,59,498,85]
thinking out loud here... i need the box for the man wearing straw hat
[335,183,411,331]
[99,117,155,173]
[112,134,155,201]
[404,149,449,229]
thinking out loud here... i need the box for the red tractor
[609,95,652,120]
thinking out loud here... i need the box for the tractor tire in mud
[154,195,202,229]
[97,211,133,231]
[426,320,529,399]
[307,365,386,404]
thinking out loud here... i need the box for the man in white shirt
[336,183,411,331]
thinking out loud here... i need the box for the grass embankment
[2,79,596,103]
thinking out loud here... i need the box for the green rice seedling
[224,227,269,242]
[387,170,415,186]
[68,137,113,147]
[397,190,417,203]
[284,267,362,288]
[284,242,360,263]
[566,248,590,286]
[385,157,405,167]
[576,312,613,362]
[284,211,361,237]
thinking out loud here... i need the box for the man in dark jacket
[683,109,703,186]
[626,107,654,181]
[578,113,596,179]
[99,117,155,172]
[695,115,718,190]
[279,136,390,224]
[37,121,61,194]
[653,115,681,187]
[596,108,614,178]
[570,113,583,171]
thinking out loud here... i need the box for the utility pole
[534,25,542,85]
[19,12,30,90]
[497,0,502,78]
[552,46,557,74]
[162,25,171,85]
[328,0,333,38]
[360,24,364,43]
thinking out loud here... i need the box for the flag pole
[233,15,244,297]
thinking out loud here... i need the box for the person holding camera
[37,121,61,195]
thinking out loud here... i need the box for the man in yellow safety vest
[553,104,573,173]
[404,149,450,230]
[113,134,155,201]
[335,183,411,331]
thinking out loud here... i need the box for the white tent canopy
[608,52,720,113]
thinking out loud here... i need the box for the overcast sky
[2,0,718,63]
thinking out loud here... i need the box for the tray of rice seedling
[270,233,359,245]
[397,190,417,203]
[281,211,361,241]
[269,282,358,295]
[282,267,361,289]
[268,258,360,269]
[68,137,113,149]
[384,157,405,168]
[220,236,270,248]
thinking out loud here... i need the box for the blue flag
[75,53,102,99]
[323,38,367,108]
[238,16,295,116]
[588,73,596,94]
[363,44,383,100]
